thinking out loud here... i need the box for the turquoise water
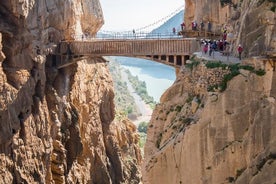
[111,56,176,102]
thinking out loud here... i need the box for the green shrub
[127,71,157,108]
[239,65,254,71]
[271,6,276,12]
[206,61,227,69]
[127,106,133,114]
[206,63,266,92]
[220,68,240,91]
[138,121,148,133]
[207,84,219,92]
[186,60,200,70]
[138,132,147,148]
[254,69,266,76]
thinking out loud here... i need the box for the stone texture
[143,59,276,184]
[185,0,230,32]
[184,0,276,57]
[233,0,276,57]
[0,1,141,183]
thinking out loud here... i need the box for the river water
[107,56,176,125]
[113,56,176,102]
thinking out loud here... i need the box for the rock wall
[184,0,276,57]
[185,0,230,32]
[233,0,276,56]
[143,59,276,183]
[143,0,276,183]
[0,1,141,183]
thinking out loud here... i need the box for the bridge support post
[166,55,169,63]
[174,55,177,66]
[184,55,190,65]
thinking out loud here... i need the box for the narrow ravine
[120,69,152,126]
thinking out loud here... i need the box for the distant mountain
[97,10,184,38]
[150,10,184,35]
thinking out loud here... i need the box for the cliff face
[0,1,141,183]
[184,0,276,56]
[185,0,230,31]
[143,3,276,183]
[143,59,276,184]
[233,0,276,56]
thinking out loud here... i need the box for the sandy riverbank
[120,69,153,126]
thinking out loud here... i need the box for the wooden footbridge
[52,34,199,69]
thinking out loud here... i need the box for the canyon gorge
[0,0,140,183]
[0,0,275,184]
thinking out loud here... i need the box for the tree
[138,122,148,133]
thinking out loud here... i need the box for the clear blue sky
[99,0,184,32]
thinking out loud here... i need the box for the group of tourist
[177,20,212,32]
[200,39,243,60]
[172,20,211,34]
[172,20,213,36]
[173,20,244,60]
[172,22,186,35]
[190,20,212,32]
[201,39,228,56]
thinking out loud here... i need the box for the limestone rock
[143,59,276,184]
[184,0,230,32]
[0,1,141,183]
[184,0,276,57]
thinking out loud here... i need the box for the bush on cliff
[206,62,265,92]
[138,121,148,133]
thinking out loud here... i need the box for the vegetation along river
[113,56,176,102]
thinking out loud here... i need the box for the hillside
[108,60,139,118]
[151,10,184,34]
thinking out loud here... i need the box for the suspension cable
[99,4,184,34]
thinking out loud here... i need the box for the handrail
[73,32,184,41]
[66,30,221,42]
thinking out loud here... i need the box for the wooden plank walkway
[53,38,199,68]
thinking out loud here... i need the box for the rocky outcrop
[185,0,230,32]
[184,0,276,57]
[233,0,276,56]
[0,1,141,183]
[143,59,276,183]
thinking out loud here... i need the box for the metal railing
[69,30,222,41]
[71,32,184,41]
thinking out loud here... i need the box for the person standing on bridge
[181,22,185,31]
[192,21,198,31]
[237,44,243,60]
[200,21,204,31]
[203,43,208,54]
[132,29,136,39]
[172,27,176,35]
[207,21,212,32]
